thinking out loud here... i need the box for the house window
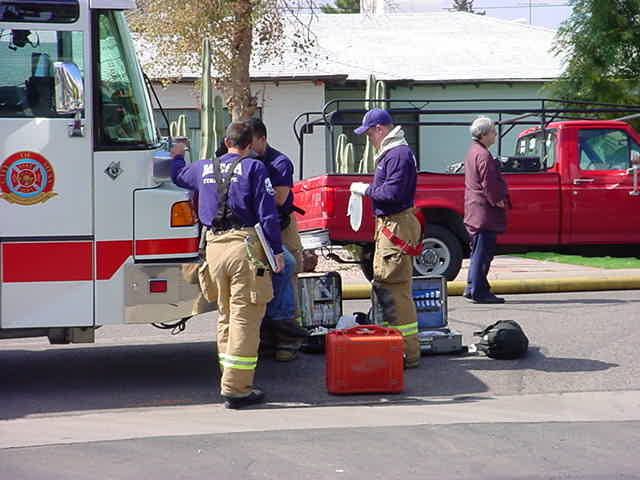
[330,110,419,172]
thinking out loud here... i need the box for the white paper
[336,315,358,330]
[347,192,363,232]
[254,223,277,271]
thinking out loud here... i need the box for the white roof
[142,11,564,83]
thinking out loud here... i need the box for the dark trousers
[465,231,497,299]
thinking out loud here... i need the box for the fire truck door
[0,27,93,329]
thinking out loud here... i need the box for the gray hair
[470,117,495,140]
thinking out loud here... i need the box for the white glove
[349,182,370,196]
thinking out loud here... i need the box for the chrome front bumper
[299,228,332,250]
[124,262,202,324]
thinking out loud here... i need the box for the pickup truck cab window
[515,130,557,169]
[578,129,638,171]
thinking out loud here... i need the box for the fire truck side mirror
[53,61,84,115]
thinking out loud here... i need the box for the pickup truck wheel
[413,225,463,281]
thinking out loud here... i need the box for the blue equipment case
[372,275,464,355]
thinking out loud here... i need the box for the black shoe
[472,295,505,304]
[222,388,265,409]
[262,317,309,339]
[463,291,472,300]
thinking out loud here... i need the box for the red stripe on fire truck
[95,240,133,280]
[2,238,199,282]
[2,242,92,282]
[135,237,199,256]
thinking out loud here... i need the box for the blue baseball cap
[354,108,393,135]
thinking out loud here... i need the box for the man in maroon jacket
[463,117,510,304]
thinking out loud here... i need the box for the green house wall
[325,81,548,174]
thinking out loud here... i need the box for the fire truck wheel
[413,224,463,281]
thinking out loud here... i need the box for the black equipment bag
[474,320,529,359]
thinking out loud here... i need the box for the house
[144,9,563,179]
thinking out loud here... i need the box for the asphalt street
[2,290,640,479]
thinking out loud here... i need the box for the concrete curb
[342,276,640,300]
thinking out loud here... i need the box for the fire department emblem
[0,151,57,205]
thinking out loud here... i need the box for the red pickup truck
[293,99,640,280]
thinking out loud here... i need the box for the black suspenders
[211,155,246,231]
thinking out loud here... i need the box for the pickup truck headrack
[293,97,640,180]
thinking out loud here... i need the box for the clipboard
[254,223,277,271]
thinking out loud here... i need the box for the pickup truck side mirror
[53,61,84,137]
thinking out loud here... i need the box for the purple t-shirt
[171,152,283,254]
[365,145,417,216]
[261,145,294,215]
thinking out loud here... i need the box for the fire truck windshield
[96,10,157,149]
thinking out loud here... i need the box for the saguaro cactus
[212,93,224,154]
[359,74,387,173]
[335,133,355,173]
[169,113,190,161]
[199,38,215,160]
[169,114,187,138]
[199,38,226,160]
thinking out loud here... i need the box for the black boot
[222,388,266,409]
[262,316,309,338]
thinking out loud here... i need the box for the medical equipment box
[326,325,404,394]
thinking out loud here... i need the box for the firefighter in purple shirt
[463,117,511,304]
[171,121,284,409]
[251,118,305,362]
[350,108,422,369]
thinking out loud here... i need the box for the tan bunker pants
[373,208,422,364]
[205,229,274,397]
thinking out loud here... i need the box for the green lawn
[514,252,640,269]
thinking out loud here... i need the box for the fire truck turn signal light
[171,201,196,227]
[149,279,168,293]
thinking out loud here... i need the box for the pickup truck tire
[413,224,463,281]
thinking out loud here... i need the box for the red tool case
[325,325,404,394]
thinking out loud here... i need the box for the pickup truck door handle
[573,178,595,184]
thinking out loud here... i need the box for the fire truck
[0,0,201,343]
